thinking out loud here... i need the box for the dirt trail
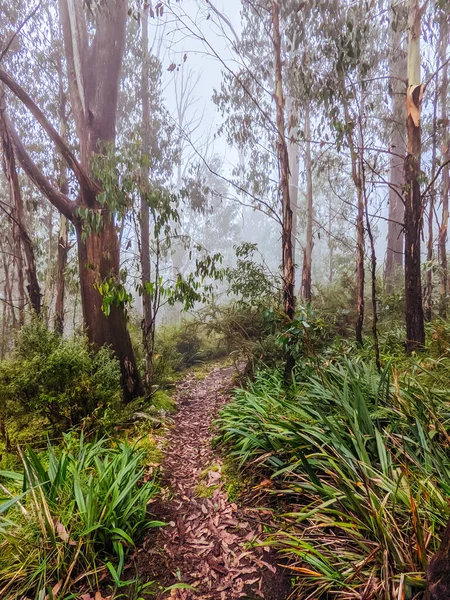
[138,365,290,600]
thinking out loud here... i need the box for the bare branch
[0,1,42,63]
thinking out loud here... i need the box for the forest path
[138,365,290,600]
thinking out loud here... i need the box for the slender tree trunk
[439,13,449,317]
[404,0,425,353]
[13,220,25,326]
[287,96,299,279]
[272,0,295,379]
[42,206,54,325]
[328,195,333,284]
[385,1,407,291]
[340,80,365,345]
[301,100,313,302]
[140,10,153,389]
[361,136,381,371]
[3,252,16,331]
[0,94,41,317]
[54,26,69,335]
[424,85,438,321]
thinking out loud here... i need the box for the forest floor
[135,365,291,600]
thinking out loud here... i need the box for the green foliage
[151,390,176,413]
[96,274,133,317]
[205,302,283,375]
[313,273,357,336]
[218,356,450,598]
[278,304,329,360]
[0,321,122,436]
[151,322,226,386]
[225,242,280,307]
[0,435,161,599]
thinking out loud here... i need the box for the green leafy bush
[0,435,161,599]
[278,303,329,361]
[0,321,122,439]
[151,321,226,386]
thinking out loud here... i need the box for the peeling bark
[385,1,406,291]
[272,0,295,379]
[404,0,425,353]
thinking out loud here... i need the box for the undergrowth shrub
[204,303,282,374]
[0,322,122,442]
[218,357,450,599]
[151,321,226,385]
[0,434,161,599]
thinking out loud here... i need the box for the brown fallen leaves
[136,367,288,600]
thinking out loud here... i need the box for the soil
[135,365,292,600]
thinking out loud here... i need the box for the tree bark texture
[0,0,144,400]
[404,0,425,353]
[140,10,154,388]
[439,13,449,316]
[340,77,365,345]
[272,0,295,380]
[301,100,313,302]
[385,1,407,290]
[272,0,295,322]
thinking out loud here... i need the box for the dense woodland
[1,0,450,599]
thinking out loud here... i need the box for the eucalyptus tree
[438,4,450,316]
[0,0,143,399]
[404,0,425,352]
[385,0,407,291]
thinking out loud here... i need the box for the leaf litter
[135,366,290,599]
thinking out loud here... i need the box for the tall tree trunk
[0,93,41,317]
[60,0,143,399]
[385,0,407,291]
[140,9,153,388]
[3,251,16,331]
[272,0,295,378]
[340,80,365,345]
[360,122,381,371]
[287,96,299,279]
[42,206,54,325]
[75,215,141,398]
[54,24,69,335]
[328,195,333,284]
[404,0,425,353]
[13,219,25,326]
[301,100,313,302]
[424,85,438,321]
[439,13,449,317]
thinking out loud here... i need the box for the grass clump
[218,355,450,599]
[0,434,162,599]
[151,390,176,413]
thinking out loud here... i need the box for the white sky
[150,0,244,172]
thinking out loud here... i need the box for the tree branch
[3,114,75,220]
[0,67,97,195]
[0,1,42,63]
